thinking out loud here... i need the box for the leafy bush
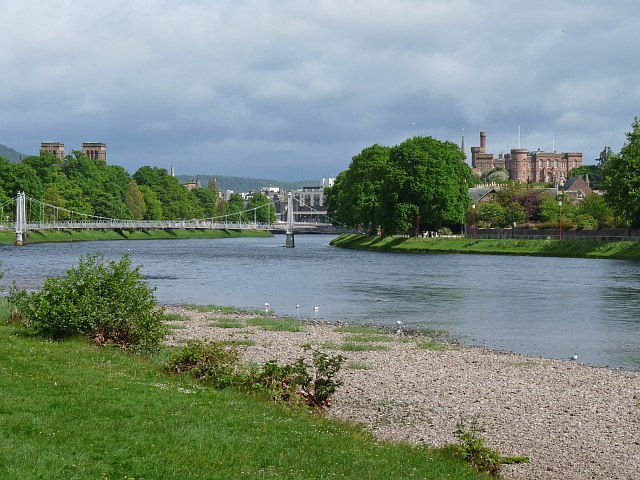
[452,413,528,476]
[9,253,166,353]
[164,342,345,410]
[165,339,240,388]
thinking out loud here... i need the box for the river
[1,235,639,371]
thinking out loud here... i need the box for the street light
[472,204,476,240]
[558,199,563,241]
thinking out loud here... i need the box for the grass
[346,361,371,370]
[334,325,382,334]
[0,324,488,480]
[210,318,245,329]
[164,312,190,322]
[340,342,389,352]
[330,233,640,260]
[0,228,272,245]
[246,316,304,332]
[181,304,252,314]
[345,333,394,343]
[224,339,256,347]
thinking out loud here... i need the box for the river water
[1,235,639,371]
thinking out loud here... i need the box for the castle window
[546,159,550,167]
[573,160,577,168]
[539,160,542,168]
[555,160,558,168]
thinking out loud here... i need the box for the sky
[1,1,638,181]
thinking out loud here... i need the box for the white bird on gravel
[264,303,270,311]
[313,306,320,311]
[570,353,578,361]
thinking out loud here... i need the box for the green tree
[576,194,612,228]
[124,179,146,220]
[325,145,391,229]
[602,118,640,227]
[192,187,218,217]
[247,193,276,223]
[225,193,246,222]
[379,136,472,234]
[480,167,509,183]
[0,158,44,198]
[475,202,505,228]
[139,185,163,220]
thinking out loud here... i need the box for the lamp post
[472,204,476,240]
[558,200,563,241]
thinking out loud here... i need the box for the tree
[480,167,509,183]
[602,118,640,227]
[575,194,612,228]
[246,193,276,223]
[379,136,472,234]
[192,187,218,217]
[138,185,163,220]
[475,202,505,228]
[124,179,146,220]
[225,193,246,222]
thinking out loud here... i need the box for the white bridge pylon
[3,192,353,245]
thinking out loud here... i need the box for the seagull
[313,306,320,311]
[264,302,270,312]
[570,353,578,361]
[295,304,300,309]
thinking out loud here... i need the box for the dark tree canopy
[602,117,640,227]
[327,136,472,234]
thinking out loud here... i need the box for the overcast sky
[1,1,638,180]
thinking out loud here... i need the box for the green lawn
[0,320,487,480]
[331,233,640,260]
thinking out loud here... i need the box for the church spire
[170,162,175,177]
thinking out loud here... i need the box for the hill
[176,174,324,193]
[0,143,31,162]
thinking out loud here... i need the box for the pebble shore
[164,305,640,480]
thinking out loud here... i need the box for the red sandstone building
[470,131,582,184]
[39,142,107,163]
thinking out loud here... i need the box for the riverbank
[330,233,640,260]
[165,305,640,480]
[0,228,272,244]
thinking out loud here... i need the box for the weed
[165,339,240,389]
[452,413,529,476]
[0,296,13,323]
[345,333,392,343]
[346,361,371,370]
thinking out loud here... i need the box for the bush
[452,413,528,476]
[9,253,166,353]
[164,342,345,411]
[165,339,240,388]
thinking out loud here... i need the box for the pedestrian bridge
[0,192,354,243]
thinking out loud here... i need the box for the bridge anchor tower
[285,192,295,248]
[15,192,26,246]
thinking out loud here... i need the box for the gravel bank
[164,305,640,480]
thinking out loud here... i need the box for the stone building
[470,131,582,185]
[82,142,107,163]
[40,142,65,160]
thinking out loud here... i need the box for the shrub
[9,253,166,353]
[452,413,529,476]
[165,339,240,389]
[164,342,345,410]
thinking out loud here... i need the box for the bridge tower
[286,191,295,248]
[15,192,26,246]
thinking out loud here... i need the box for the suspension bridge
[1,192,354,246]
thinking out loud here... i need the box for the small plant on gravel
[165,339,240,389]
[452,413,529,476]
[210,318,245,329]
[9,253,166,353]
[164,341,345,410]
[340,342,388,352]
[247,316,303,332]
[164,312,190,322]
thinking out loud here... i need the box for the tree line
[0,151,275,223]
[326,118,640,234]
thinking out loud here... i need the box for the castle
[470,131,582,184]
[40,142,107,163]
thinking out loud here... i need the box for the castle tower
[82,142,107,163]
[40,142,65,160]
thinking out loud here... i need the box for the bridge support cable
[15,192,26,245]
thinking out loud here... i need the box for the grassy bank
[330,233,640,260]
[0,316,486,479]
[0,228,271,245]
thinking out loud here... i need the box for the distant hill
[0,143,31,163]
[176,174,324,193]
